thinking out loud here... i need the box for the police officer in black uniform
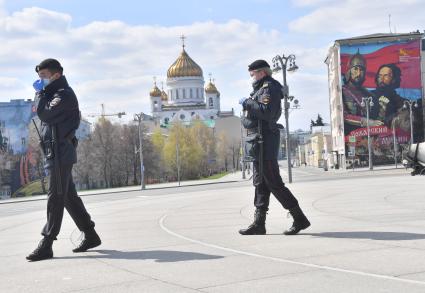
[239,59,310,235]
[27,59,101,261]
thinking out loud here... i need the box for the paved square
[1,167,425,292]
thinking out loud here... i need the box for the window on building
[183,89,186,99]
[176,90,179,99]
[180,114,185,120]
[210,116,214,120]
[209,97,214,107]
[21,137,26,146]
[190,88,193,99]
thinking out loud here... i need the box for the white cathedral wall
[150,96,162,113]
[166,76,205,105]
[155,108,219,124]
[205,93,220,111]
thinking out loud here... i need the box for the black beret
[248,59,270,71]
[35,58,63,73]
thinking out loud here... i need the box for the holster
[41,140,54,159]
[243,134,261,162]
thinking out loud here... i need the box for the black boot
[73,229,101,253]
[26,237,54,261]
[284,205,310,235]
[239,209,267,235]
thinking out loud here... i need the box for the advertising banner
[340,39,423,165]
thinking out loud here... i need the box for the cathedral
[149,39,234,127]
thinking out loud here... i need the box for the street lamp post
[176,127,181,186]
[240,112,246,179]
[392,117,400,168]
[403,100,417,145]
[272,54,298,183]
[134,113,146,190]
[361,97,374,170]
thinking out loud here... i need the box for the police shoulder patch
[262,82,269,88]
[50,97,62,107]
[260,95,271,104]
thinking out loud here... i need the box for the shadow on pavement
[308,231,425,241]
[56,249,225,263]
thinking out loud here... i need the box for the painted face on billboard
[349,65,365,85]
[377,66,393,87]
[375,64,401,91]
[345,53,367,87]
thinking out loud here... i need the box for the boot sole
[26,253,53,262]
[239,230,267,235]
[72,240,101,253]
[284,223,311,235]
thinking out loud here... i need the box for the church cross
[180,34,186,49]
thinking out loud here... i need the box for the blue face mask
[33,78,52,92]
[42,78,51,88]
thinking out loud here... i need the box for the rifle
[258,120,263,184]
[32,119,62,194]
[31,119,45,155]
[51,125,63,195]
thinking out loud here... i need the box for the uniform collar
[44,75,69,96]
[252,75,273,91]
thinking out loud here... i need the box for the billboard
[340,39,423,165]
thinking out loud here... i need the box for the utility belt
[40,135,78,159]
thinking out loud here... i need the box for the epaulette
[262,82,270,88]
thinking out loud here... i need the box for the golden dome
[205,81,219,94]
[161,90,168,101]
[150,83,161,97]
[167,49,203,78]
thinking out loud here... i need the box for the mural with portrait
[340,39,423,165]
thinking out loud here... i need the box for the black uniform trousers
[253,160,298,212]
[42,164,95,239]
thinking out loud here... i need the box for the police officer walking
[239,60,310,236]
[26,59,101,261]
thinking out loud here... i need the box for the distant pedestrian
[27,59,101,261]
[239,59,310,235]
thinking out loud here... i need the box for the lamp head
[287,62,299,72]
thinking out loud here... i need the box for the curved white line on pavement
[159,214,425,286]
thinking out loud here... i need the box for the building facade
[0,98,91,199]
[325,32,425,169]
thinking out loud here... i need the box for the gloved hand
[33,79,44,92]
[239,97,247,106]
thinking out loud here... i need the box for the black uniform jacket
[244,75,283,160]
[36,75,80,168]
